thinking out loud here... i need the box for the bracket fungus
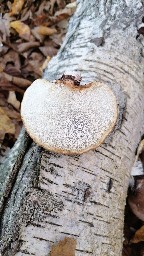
[21,76,118,154]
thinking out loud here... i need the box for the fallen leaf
[52,4,75,23]
[18,42,40,53]
[10,0,25,16]
[128,178,144,221]
[0,13,11,42]
[32,26,57,42]
[21,9,32,22]
[122,243,132,256]
[0,81,24,94]
[4,65,21,77]
[57,19,68,30]
[2,106,21,121]
[0,93,7,107]
[0,45,9,55]
[10,20,31,41]
[50,0,66,15]
[57,0,66,9]
[39,46,57,57]
[3,72,31,88]
[40,56,51,73]
[21,62,40,79]
[3,49,20,70]
[36,26,57,36]
[33,14,48,26]
[7,91,20,110]
[0,63,5,73]
[28,51,44,76]
[66,2,77,9]
[0,107,15,141]
[50,237,76,256]
[35,0,50,17]
[50,33,63,46]
[131,225,144,243]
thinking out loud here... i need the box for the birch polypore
[21,78,117,154]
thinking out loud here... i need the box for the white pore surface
[21,79,117,154]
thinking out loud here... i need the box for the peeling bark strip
[0,0,144,256]
[50,237,76,256]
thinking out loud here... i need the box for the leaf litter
[123,138,144,256]
[0,0,76,157]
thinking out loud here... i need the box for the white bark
[0,1,144,256]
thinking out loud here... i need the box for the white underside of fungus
[21,79,118,154]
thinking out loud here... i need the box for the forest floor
[0,1,144,255]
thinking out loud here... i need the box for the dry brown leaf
[0,93,7,107]
[57,19,68,30]
[37,26,57,36]
[35,0,50,16]
[0,13,11,42]
[128,178,144,221]
[0,81,24,94]
[10,20,30,41]
[0,107,15,141]
[2,106,21,121]
[50,237,76,256]
[21,9,32,22]
[53,5,75,23]
[21,62,40,79]
[28,52,44,76]
[18,42,40,53]
[39,46,57,57]
[31,28,44,42]
[0,45,9,55]
[0,93,21,120]
[50,0,66,15]
[57,0,66,9]
[131,225,144,243]
[66,2,76,9]
[3,72,31,88]
[50,33,63,45]
[40,56,51,73]
[7,91,20,110]
[4,65,21,77]
[10,0,25,16]
[122,246,132,256]
[0,63,5,73]
[3,50,20,70]
[32,26,57,42]
[33,14,48,26]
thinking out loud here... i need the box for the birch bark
[0,1,144,256]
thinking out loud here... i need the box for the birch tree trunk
[0,0,144,255]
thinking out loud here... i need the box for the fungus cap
[21,78,118,154]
